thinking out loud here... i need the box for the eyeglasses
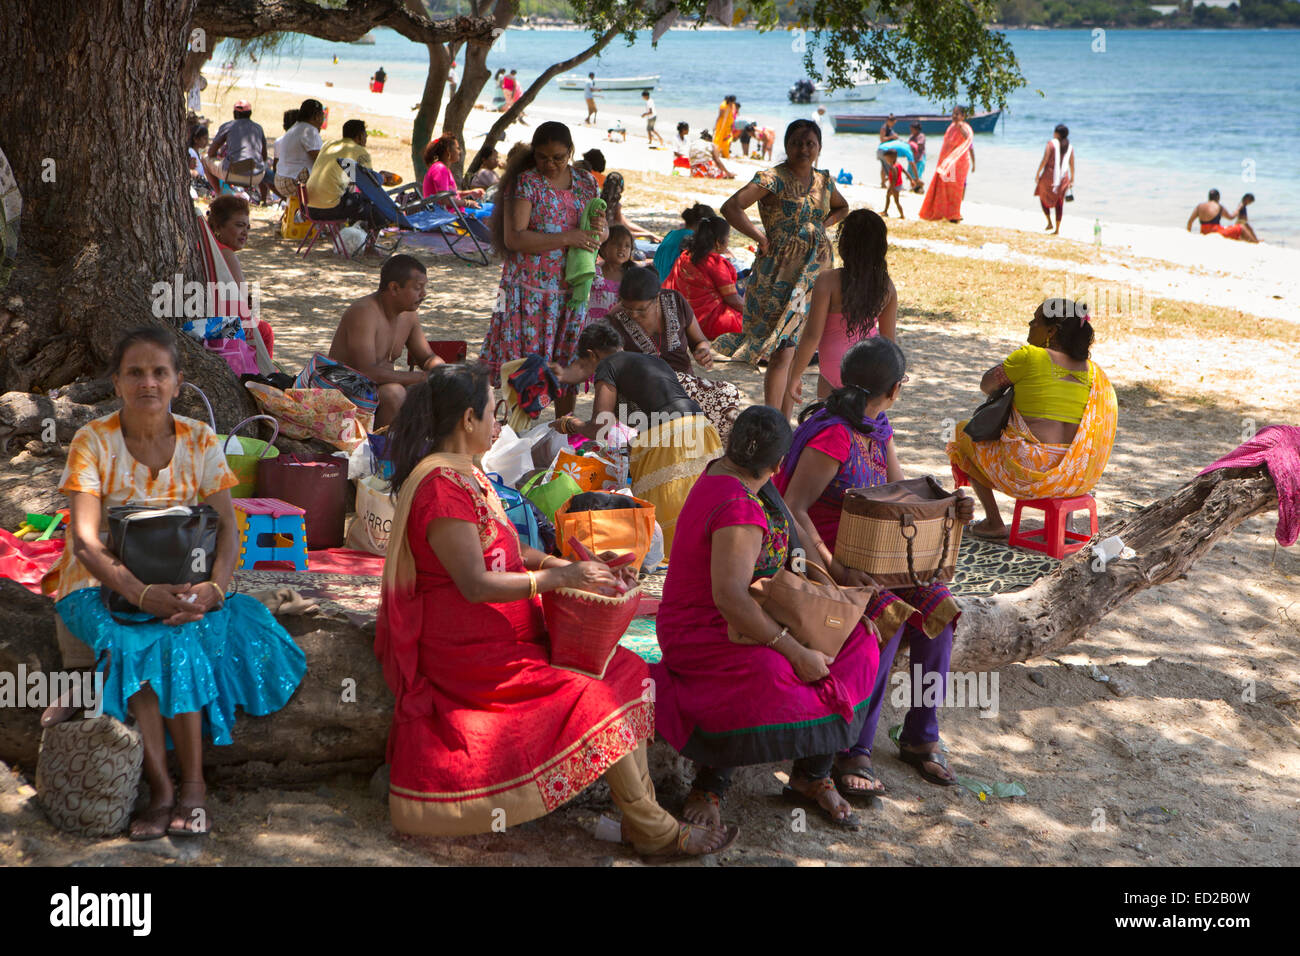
[493,398,509,426]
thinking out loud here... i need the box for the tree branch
[193,0,498,45]
[465,24,621,176]
[950,468,1280,670]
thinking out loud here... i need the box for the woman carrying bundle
[664,215,744,340]
[777,338,974,793]
[374,362,736,858]
[947,298,1117,540]
[553,321,722,559]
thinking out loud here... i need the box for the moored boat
[557,74,660,91]
[830,110,1002,135]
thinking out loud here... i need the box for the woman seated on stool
[41,327,307,841]
[374,362,736,858]
[652,406,881,830]
[946,298,1117,540]
[777,338,973,793]
[553,320,722,559]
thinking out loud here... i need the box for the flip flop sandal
[639,822,740,863]
[167,802,211,837]
[968,520,1010,541]
[128,804,175,842]
[833,764,889,799]
[898,748,958,787]
[782,778,862,830]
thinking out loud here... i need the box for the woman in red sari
[374,363,736,858]
[919,106,976,223]
[664,215,743,339]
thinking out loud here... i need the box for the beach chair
[352,165,491,266]
[295,184,349,258]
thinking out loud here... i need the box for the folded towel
[1200,424,1300,546]
[565,197,608,310]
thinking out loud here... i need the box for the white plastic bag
[480,425,533,486]
[339,224,367,257]
[345,474,394,555]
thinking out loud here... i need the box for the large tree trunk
[465,25,622,178]
[410,41,454,181]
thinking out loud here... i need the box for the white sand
[225,73,1300,323]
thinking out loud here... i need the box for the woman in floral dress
[484,122,607,417]
[714,119,848,416]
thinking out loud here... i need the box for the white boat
[814,78,887,102]
[350,33,376,45]
[557,74,660,91]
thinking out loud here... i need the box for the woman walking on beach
[919,106,976,223]
[1033,124,1074,234]
[483,122,606,418]
[713,119,849,413]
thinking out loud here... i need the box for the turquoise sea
[222,28,1300,245]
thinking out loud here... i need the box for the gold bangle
[138,584,154,609]
[203,580,226,607]
[526,570,538,600]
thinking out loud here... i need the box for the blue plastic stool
[234,498,309,570]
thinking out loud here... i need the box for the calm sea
[224,28,1300,246]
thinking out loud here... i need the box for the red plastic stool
[951,464,971,488]
[1009,494,1098,559]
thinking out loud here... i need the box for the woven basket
[543,585,643,679]
[833,476,963,589]
[36,716,143,837]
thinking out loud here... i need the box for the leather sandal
[898,747,957,786]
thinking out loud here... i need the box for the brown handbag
[833,476,964,589]
[749,559,874,660]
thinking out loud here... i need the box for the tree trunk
[465,25,622,178]
[410,42,453,181]
[441,0,518,181]
[949,468,1279,670]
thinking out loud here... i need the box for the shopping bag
[345,474,395,555]
[245,380,372,452]
[519,469,583,522]
[257,453,350,550]
[555,493,656,573]
[549,448,616,493]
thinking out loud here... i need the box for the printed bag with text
[245,380,372,452]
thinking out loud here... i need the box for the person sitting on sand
[1187,188,1246,240]
[1231,193,1259,243]
[673,122,691,158]
[324,254,445,427]
[947,298,1117,540]
[305,119,386,230]
[601,172,658,241]
[664,215,744,339]
[690,129,734,179]
[654,202,715,280]
[205,100,270,203]
[573,148,607,188]
[187,125,212,194]
[421,134,485,208]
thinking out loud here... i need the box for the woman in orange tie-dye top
[946,299,1118,539]
[42,327,306,842]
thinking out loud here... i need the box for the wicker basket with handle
[833,476,965,589]
[543,584,643,679]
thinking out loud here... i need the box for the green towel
[565,197,607,310]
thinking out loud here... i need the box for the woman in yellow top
[42,327,307,840]
[947,299,1117,539]
[713,95,738,157]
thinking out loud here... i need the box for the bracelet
[203,580,226,607]
[526,570,538,600]
[765,626,790,648]
[138,584,154,609]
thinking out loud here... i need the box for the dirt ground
[1,163,1297,868]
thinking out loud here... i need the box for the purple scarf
[781,407,893,506]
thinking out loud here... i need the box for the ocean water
[222,28,1300,245]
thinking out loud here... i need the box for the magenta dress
[481,167,599,389]
[650,472,879,767]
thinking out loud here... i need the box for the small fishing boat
[788,77,887,104]
[830,111,1002,135]
[557,74,660,91]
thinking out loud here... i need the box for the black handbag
[100,504,220,621]
[964,385,1014,442]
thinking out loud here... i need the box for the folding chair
[223,157,266,190]
[295,183,349,258]
[353,165,491,266]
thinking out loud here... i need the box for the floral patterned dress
[712,164,836,365]
[481,166,599,391]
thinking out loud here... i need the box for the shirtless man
[1186,188,1246,240]
[328,254,443,427]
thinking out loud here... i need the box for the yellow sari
[713,101,736,157]
[947,362,1117,500]
[629,414,721,559]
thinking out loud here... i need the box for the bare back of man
[328,255,442,427]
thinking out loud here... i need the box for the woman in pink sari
[919,106,976,223]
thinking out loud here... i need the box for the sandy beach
[1,71,1294,869]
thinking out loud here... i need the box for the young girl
[786,208,896,410]
[588,225,633,322]
[882,149,905,219]
[664,216,743,339]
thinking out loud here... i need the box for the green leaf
[888,723,903,743]
[956,776,1026,799]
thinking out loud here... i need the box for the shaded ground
[2,164,1297,868]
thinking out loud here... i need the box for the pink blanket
[1200,424,1300,546]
